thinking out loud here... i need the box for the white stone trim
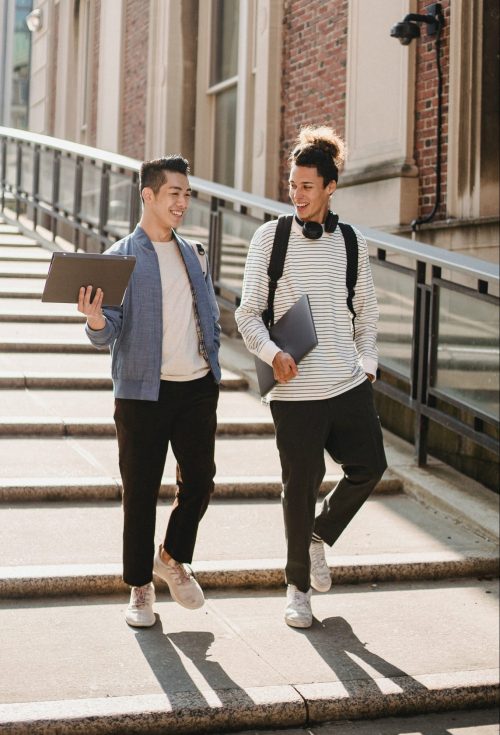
[95,0,124,153]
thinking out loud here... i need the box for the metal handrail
[1,126,498,478]
[1,125,497,283]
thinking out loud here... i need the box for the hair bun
[295,125,345,169]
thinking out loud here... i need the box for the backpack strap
[262,215,293,329]
[338,222,358,338]
[262,216,359,337]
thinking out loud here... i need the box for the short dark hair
[139,155,190,199]
[289,126,345,186]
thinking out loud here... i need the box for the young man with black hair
[78,156,221,627]
[236,126,387,628]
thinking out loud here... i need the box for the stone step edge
[0,669,497,735]
[0,476,401,502]
[0,372,248,390]
[1,552,497,598]
[0,417,274,437]
[0,313,85,323]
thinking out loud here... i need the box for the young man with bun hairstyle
[78,155,221,627]
[236,126,387,628]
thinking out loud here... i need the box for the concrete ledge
[0,551,497,598]
[0,340,95,353]
[297,668,500,724]
[0,313,85,323]
[0,370,248,390]
[0,685,305,735]
[0,417,275,437]
[0,670,497,734]
[0,373,113,389]
[385,430,500,542]
[0,475,401,502]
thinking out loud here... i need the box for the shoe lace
[132,585,152,608]
[169,561,192,585]
[288,587,310,610]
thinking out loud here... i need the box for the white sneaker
[284,584,312,628]
[125,582,156,627]
[153,546,204,609]
[310,540,332,592]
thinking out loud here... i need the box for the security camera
[390,4,444,45]
[390,20,420,45]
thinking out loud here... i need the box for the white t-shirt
[153,240,209,381]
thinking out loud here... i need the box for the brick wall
[413,0,450,221]
[120,0,149,159]
[279,0,348,201]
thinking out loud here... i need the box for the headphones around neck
[295,210,339,240]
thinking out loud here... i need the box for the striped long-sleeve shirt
[235,218,379,401]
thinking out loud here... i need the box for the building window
[10,0,32,129]
[77,0,94,138]
[209,0,239,186]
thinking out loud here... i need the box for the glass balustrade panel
[435,286,499,420]
[107,172,133,237]
[38,149,54,203]
[58,156,76,212]
[79,162,101,225]
[20,144,33,194]
[372,262,414,378]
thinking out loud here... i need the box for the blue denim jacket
[85,225,221,399]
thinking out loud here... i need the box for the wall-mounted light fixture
[26,8,43,33]
[390,3,445,232]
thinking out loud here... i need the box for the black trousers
[270,380,387,592]
[114,373,219,587]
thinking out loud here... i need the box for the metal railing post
[98,164,110,252]
[15,140,22,219]
[0,136,5,212]
[129,172,140,233]
[413,260,432,466]
[32,144,40,231]
[209,195,222,287]
[52,150,60,242]
[74,156,83,251]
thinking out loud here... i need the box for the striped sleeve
[352,228,379,377]
[235,223,281,366]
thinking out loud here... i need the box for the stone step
[0,581,497,733]
[0,247,52,261]
[0,494,496,596]
[0,367,247,389]
[0,387,267,435]
[0,475,365,502]
[0,435,326,482]
[0,387,266,419]
[0,232,40,246]
[0,416,275,437]
[256,710,500,735]
[0,277,45,297]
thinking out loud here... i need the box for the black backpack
[262,215,359,336]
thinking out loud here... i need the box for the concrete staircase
[0,218,498,734]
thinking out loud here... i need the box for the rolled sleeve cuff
[258,340,281,367]
[85,320,113,345]
[361,357,378,382]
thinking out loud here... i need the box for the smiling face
[288,164,336,224]
[140,171,192,241]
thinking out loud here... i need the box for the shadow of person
[306,616,429,701]
[168,631,255,707]
[133,617,254,710]
[299,617,462,735]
